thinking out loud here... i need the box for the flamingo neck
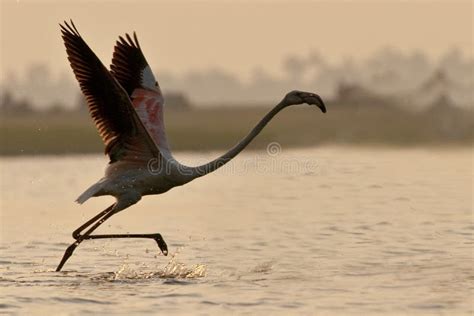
[185,101,287,181]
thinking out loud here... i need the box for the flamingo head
[282,90,326,113]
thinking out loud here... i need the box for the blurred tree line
[1,46,472,114]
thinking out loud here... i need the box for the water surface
[1,147,472,315]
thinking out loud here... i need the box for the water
[1,147,472,315]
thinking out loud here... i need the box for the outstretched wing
[110,33,170,154]
[60,21,162,163]
[110,33,157,95]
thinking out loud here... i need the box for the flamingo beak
[312,94,327,113]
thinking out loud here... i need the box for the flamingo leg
[71,204,115,240]
[56,204,168,272]
[56,204,117,271]
[81,233,168,255]
[72,207,168,257]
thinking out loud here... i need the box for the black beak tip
[315,95,326,113]
[318,100,327,113]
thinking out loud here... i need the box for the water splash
[251,261,274,274]
[158,257,206,279]
[111,252,206,281]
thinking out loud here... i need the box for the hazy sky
[0,0,472,83]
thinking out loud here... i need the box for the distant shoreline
[1,104,472,156]
[0,143,472,158]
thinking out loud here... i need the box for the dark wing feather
[110,33,151,95]
[60,20,161,162]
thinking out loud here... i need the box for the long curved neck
[187,101,287,180]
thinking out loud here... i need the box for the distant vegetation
[0,99,471,156]
[1,46,472,110]
[1,47,472,155]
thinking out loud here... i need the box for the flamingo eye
[155,82,158,87]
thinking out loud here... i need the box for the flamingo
[56,20,326,272]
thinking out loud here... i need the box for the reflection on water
[0,147,472,315]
